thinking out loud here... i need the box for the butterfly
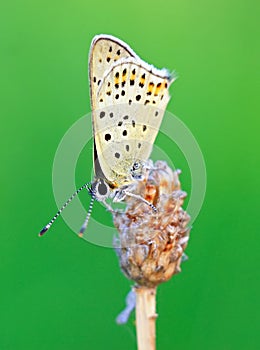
[39,34,175,237]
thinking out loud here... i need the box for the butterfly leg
[101,200,116,213]
[122,190,157,212]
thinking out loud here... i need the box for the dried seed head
[113,160,191,287]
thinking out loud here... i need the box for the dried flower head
[113,160,191,288]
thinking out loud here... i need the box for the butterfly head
[129,161,145,181]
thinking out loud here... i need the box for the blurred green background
[1,0,259,349]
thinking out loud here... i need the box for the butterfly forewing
[89,35,138,110]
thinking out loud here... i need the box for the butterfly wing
[89,35,138,110]
[89,35,141,182]
[93,57,174,186]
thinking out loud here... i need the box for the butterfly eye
[98,181,108,196]
[93,179,110,201]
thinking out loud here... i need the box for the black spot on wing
[105,134,111,141]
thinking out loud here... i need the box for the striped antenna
[39,182,92,236]
[78,192,96,238]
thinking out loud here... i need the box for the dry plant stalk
[135,287,157,350]
[114,160,191,350]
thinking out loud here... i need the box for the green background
[1,0,259,349]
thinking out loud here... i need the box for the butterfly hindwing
[93,57,173,185]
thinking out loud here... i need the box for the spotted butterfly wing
[94,57,173,186]
[89,35,139,186]
[89,35,174,194]
[89,34,138,110]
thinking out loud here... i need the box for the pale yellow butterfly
[89,35,175,206]
[39,34,175,237]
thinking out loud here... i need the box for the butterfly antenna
[39,182,92,236]
[170,69,179,83]
[78,189,96,237]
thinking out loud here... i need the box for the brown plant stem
[135,286,157,350]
